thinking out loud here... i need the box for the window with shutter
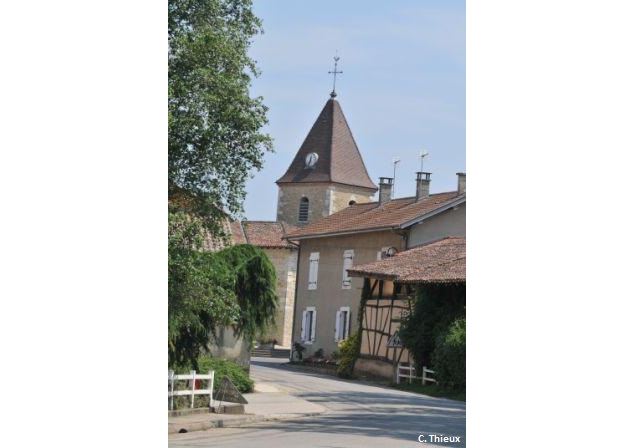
[342,308,350,339]
[341,249,354,289]
[308,252,319,290]
[310,309,316,342]
[302,307,316,344]
[335,307,351,341]
[300,310,307,341]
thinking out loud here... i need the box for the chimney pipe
[457,172,466,194]
[378,177,393,204]
[415,172,431,201]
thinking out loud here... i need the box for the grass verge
[391,382,465,402]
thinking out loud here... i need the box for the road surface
[169,358,466,447]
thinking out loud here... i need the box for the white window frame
[308,252,319,290]
[301,307,317,344]
[334,306,351,342]
[342,249,354,289]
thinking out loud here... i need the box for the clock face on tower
[305,152,319,168]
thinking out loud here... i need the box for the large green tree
[169,0,272,225]
[168,0,275,368]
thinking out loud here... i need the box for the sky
[243,0,465,220]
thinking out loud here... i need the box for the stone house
[284,172,466,361]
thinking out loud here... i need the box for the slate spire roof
[276,98,378,191]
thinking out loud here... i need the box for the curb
[168,411,324,434]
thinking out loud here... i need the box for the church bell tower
[275,94,377,226]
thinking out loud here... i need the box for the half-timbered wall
[356,279,415,379]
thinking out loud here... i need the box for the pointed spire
[276,98,377,191]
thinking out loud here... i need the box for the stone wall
[260,247,298,348]
[276,182,376,226]
[208,326,251,370]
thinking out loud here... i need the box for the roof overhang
[347,269,466,285]
[284,225,396,241]
[398,195,466,229]
[275,180,378,192]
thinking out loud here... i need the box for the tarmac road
[169,357,466,448]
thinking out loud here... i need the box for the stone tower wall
[276,182,375,226]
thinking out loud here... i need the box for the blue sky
[244,0,465,220]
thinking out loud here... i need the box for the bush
[172,356,254,396]
[399,284,465,370]
[336,332,360,378]
[196,356,254,394]
[432,318,466,391]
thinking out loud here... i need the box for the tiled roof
[276,98,377,191]
[347,237,466,284]
[241,221,297,249]
[285,191,465,239]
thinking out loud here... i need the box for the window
[301,307,316,344]
[308,252,319,290]
[348,200,356,206]
[298,197,309,222]
[342,249,354,289]
[334,306,351,342]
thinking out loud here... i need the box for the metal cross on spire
[328,53,343,98]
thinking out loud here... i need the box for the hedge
[432,317,466,390]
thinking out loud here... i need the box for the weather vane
[328,53,343,98]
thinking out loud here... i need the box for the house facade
[286,169,466,360]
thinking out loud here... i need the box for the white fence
[396,362,437,385]
[168,370,214,410]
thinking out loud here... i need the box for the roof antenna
[328,52,343,98]
[419,150,429,172]
[392,157,401,198]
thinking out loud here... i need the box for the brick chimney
[457,172,466,194]
[378,177,393,204]
[415,172,431,201]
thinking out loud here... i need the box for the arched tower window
[298,197,309,222]
[348,200,356,206]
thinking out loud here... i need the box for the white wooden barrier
[396,362,436,385]
[168,370,214,410]
[422,366,437,385]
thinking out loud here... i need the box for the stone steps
[251,347,290,358]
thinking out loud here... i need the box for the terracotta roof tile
[347,237,465,284]
[285,191,464,239]
[241,221,297,249]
